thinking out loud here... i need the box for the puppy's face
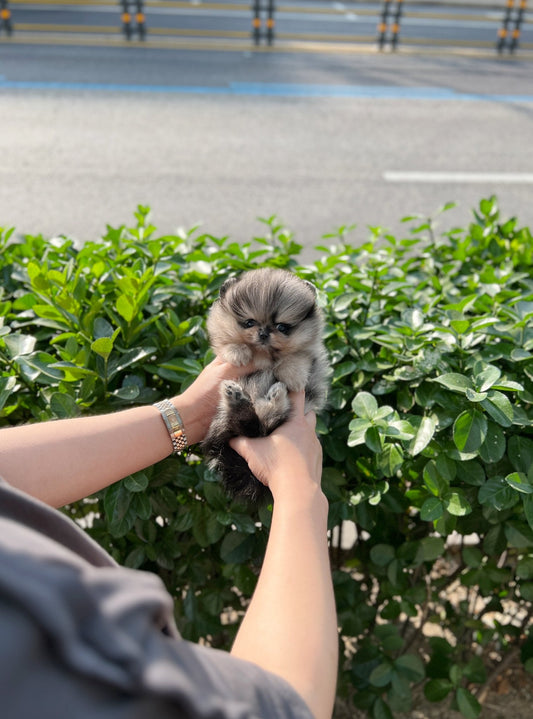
[212,269,321,358]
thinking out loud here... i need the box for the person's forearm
[0,396,199,507]
[231,487,338,719]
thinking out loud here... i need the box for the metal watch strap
[153,399,188,455]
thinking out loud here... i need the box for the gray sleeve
[0,514,313,719]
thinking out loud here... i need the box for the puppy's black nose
[258,328,270,342]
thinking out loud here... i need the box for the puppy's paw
[221,380,252,407]
[220,344,253,367]
[254,382,290,431]
[266,381,289,404]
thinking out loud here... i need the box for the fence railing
[1,0,532,55]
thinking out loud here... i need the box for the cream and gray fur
[202,268,329,505]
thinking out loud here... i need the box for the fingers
[229,435,248,458]
[212,358,256,381]
[288,390,306,418]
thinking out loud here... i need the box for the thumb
[229,435,253,461]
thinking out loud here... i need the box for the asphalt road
[0,37,532,255]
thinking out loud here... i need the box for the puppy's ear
[302,279,317,296]
[219,276,238,299]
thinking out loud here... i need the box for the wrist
[272,481,329,522]
[170,396,206,447]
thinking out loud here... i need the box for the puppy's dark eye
[276,323,291,335]
[242,319,256,329]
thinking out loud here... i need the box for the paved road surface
[0,40,532,254]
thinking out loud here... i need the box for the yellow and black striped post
[497,0,514,51]
[390,0,404,49]
[377,0,403,51]
[0,0,13,35]
[135,0,146,39]
[252,0,261,45]
[121,0,132,39]
[497,0,526,53]
[377,0,391,50]
[266,0,275,45]
[251,0,275,45]
[510,0,527,52]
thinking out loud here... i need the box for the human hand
[174,358,254,446]
[230,391,324,507]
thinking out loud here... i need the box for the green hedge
[2,199,533,718]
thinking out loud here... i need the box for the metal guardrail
[1,0,532,55]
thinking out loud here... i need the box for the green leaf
[509,436,533,474]
[93,317,115,339]
[423,460,449,497]
[116,294,135,322]
[479,477,518,510]
[480,390,513,427]
[333,360,357,381]
[524,494,533,530]
[372,697,393,719]
[516,556,533,580]
[462,545,483,568]
[0,376,17,411]
[124,472,150,492]
[456,688,481,719]
[377,443,404,477]
[348,418,372,446]
[420,497,444,522]
[519,583,533,601]
[394,653,425,682]
[352,391,378,420]
[483,524,506,555]
[424,678,453,702]
[456,460,485,487]
[433,373,473,394]
[91,336,114,360]
[453,409,487,453]
[474,364,501,392]
[370,544,395,567]
[103,482,134,537]
[409,415,437,456]
[50,392,79,419]
[417,536,445,563]
[465,388,488,402]
[388,672,412,713]
[478,422,506,463]
[444,491,472,517]
[365,425,383,452]
[369,662,394,688]
[4,333,36,358]
[450,319,470,334]
[505,520,533,549]
[220,531,254,564]
[505,472,533,494]
[124,546,146,569]
[131,492,151,521]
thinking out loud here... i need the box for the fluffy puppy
[202,268,328,505]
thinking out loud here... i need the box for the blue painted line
[0,78,532,102]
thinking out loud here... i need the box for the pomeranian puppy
[202,268,329,505]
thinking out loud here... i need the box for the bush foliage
[2,198,533,718]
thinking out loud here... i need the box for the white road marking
[384,171,533,184]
